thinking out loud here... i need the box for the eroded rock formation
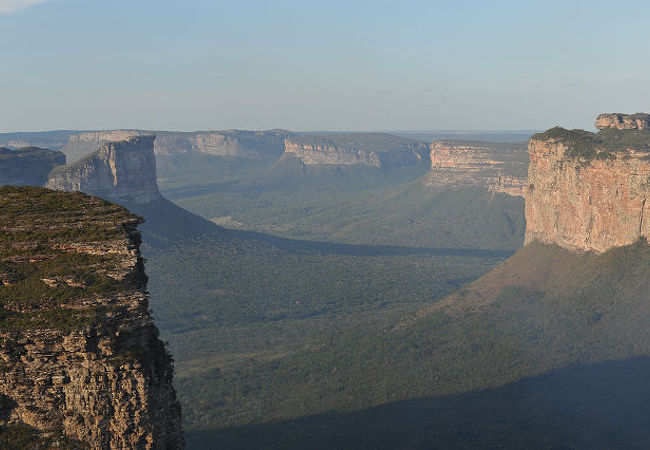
[0,186,183,448]
[46,135,160,204]
[525,116,650,253]
[284,134,429,168]
[0,147,65,187]
[427,141,528,196]
[595,113,650,130]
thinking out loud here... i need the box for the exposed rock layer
[0,147,66,187]
[284,134,429,168]
[428,141,528,197]
[0,186,183,448]
[525,120,650,253]
[596,113,650,130]
[46,135,160,204]
[60,130,289,163]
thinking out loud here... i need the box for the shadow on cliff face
[185,356,650,449]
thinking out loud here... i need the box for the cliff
[284,134,429,168]
[46,135,161,204]
[525,117,650,253]
[596,113,650,130]
[0,147,66,187]
[427,141,528,196]
[0,186,183,448]
[60,129,289,163]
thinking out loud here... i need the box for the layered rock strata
[0,186,183,448]
[284,134,429,168]
[0,147,66,186]
[60,129,289,163]
[525,117,650,253]
[428,141,528,197]
[46,135,160,204]
[596,113,650,130]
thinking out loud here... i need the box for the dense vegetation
[162,155,525,250]
[170,240,650,448]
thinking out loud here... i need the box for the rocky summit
[0,186,183,449]
[46,135,161,204]
[595,113,650,130]
[525,113,650,253]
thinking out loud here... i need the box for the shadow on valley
[128,196,513,259]
[187,357,650,449]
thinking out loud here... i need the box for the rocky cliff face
[284,134,429,168]
[0,186,183,448]
[46,135,160,204]
[525,117,650,253]
[596,113,650,130]
[427,141,528,196]
[60,129,289,163]
[0,147,66,187]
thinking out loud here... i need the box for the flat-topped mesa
[46,135,160,204]
[596,113,650,130]
[61,129,290,163]
[525,116,650,253]
[428,141,528,197]
[0,186,183,448]
[0,147,65,186]
[284,133,429,168]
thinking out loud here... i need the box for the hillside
[181,239,650,448]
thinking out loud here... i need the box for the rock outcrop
[525,116,650,253]
[0,186,183,448]
[0,147,66,186]
[427,141,528,196]
[60,129,290,163]
[595,113,650,130]
[284,134,429,168]
[46,135,160,204]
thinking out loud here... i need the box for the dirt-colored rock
[525,125,650,253]
[0,186,184,448]
[595,113,650,130]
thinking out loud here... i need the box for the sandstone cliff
[0,186,183,448]
[60,129,289,163]
[525,117,650,253]
[46,135,161,204]
[427,141,528,196]
[0,147,66,187]
[596,113,650,130]
[284,134,429,168]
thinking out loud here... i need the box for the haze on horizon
[2,0,650,133]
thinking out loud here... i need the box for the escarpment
[0,186,183,449]
[525,115,650,253]
[46,135,161,204]
[427,141,528,196]
[284,134,429,168]
[0,147,66,187]
[60,129,290,163]
[596,113,650,130]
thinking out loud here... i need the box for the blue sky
[2,0,650,132]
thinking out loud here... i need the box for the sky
[1,0,650,132]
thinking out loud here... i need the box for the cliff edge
[46,135,161,204]
[525,114,650,253]
[0,186,183,448]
